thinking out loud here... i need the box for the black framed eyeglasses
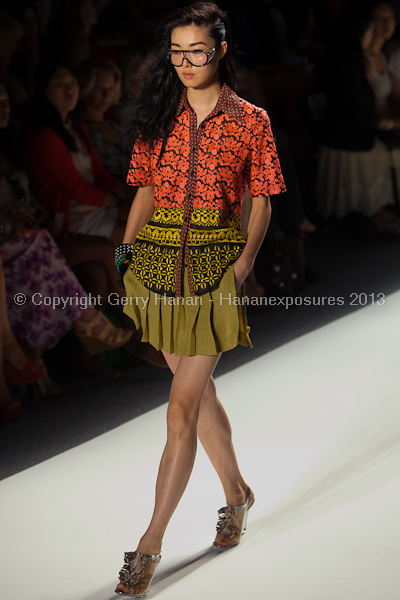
[167,46,219,67]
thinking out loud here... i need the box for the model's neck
[186,80,222,115]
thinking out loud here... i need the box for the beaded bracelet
[115,243,134,266]
[116,255,131,273]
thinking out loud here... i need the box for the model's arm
[234,195,271,292]
[122,184,155,244]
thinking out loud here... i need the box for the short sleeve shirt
[127,84,286,297]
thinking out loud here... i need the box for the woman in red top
[25,61,131,245]
[115,4,286,596]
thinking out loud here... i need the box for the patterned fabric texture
[127,84,286,297]
[0,229,88,350]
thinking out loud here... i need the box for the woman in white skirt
[317,8,400,234]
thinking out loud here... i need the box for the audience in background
[0,255,43,421]
[0,82,133,396]
[384,0,400,79]
[25,61,130,244]
[317,9,400,234]
[365,1,400,117]
[1,0,400,421]
[78,58,130,182]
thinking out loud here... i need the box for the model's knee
[167,397,199,439]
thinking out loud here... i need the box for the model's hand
[233,257,253,293]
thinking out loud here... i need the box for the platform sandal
[74,312,132,356]
[213,486,255,549]
[2,338,43,386]
[115,550,161,598]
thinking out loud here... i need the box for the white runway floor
[1,292,400,600]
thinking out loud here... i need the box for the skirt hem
[123,264,252,356]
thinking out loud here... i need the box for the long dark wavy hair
[123,2,239,157]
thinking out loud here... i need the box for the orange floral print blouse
[127,83,286,297]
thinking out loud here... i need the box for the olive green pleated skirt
[123,264,252,356]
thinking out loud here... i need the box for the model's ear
[220,41,228,58]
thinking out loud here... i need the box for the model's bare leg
[197,378,253,506]
[161,350,252,507]
[158,351,254,552]
[116,351,221,595]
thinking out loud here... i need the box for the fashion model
[114,2,286,597]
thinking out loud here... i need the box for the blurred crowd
[1,0,400,421]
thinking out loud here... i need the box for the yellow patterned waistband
[136,223,247,247]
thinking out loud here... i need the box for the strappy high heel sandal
[74,312,133,356]
[115,550,161,598]
[213,486,255,549]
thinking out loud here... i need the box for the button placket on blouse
[129,84,286,298]
[175,111,206,297]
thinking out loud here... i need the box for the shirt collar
[175,83,245,125]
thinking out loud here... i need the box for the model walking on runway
[114,2,286,596]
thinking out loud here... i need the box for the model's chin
[181,80,197,90]
[181,76,195,85]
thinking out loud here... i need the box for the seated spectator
[383,0,400,81]
[0,254,44,421]
[25,60,131,244]
[0,82,133,395]
[78,58,130,182]
[2,82,166,370]
[365,1,400,117]
[316,9,400,234]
